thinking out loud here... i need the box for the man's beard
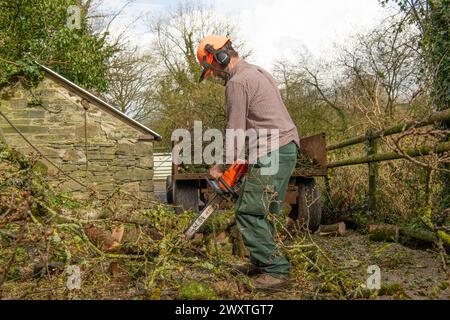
[215,69,229,81]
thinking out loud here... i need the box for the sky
[98,0,394,71]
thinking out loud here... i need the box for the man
[196,35,300,291]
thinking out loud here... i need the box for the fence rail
[327,108,450,151]
[328,141,450,168]
[325,108,450,213]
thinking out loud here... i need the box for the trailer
[166,133,327,232]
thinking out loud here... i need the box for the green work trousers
[235,141,298,277]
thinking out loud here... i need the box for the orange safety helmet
[197,35,231,82]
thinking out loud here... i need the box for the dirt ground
[2,226,448,300]
[310,231,449,300]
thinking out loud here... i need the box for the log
[368,224,439,245]
[111,224,125,243]
[211,231,228,244]
[399,227,438,244]
[193,233,204,242]
[369,224,399,242]
[326,108,450,151]
[319,222,346,236]
[328,141,450,168]
[84,224,120,252]
[120,225,163,243]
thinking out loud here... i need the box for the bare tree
[149,1,250,81]
[337,17,422,119]
[106,48,157,122]
[144,1,251,146]
[273,60,342,136]
[273,56,349,133]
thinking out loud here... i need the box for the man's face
[211,59,228,81]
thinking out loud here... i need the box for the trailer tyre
[166,175,174,204]
[174,180,199,213]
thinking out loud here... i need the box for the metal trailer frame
[167,133,327,232]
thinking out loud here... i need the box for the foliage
[0,0,116,91]
[379,0,449,113]
[178,280,217,299]
[380,0,450,209]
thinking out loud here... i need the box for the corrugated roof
[37,63,162,141]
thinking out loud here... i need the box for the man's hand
[209,165,224,179]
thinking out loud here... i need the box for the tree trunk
[369,224,399,242]
[319,222,346,236]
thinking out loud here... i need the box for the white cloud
[226,0,392,70]
[101,0,393,69]
[93,0,163,50]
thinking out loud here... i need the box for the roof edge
[36,63,162,141]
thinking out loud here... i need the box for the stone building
[0,64,161,201]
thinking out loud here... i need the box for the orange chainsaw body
[218,162,248,191]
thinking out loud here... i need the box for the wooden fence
[325,108,450,213]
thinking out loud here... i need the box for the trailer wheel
[291,177,322,233]
[174,180,199,213]
[166,175,174,204]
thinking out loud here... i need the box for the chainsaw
[183,162,248,240]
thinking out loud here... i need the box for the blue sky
[100,0,394,71]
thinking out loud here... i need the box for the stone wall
[0,77,155,201]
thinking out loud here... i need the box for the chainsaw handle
[218,176,238,197]
[206,177,224,194]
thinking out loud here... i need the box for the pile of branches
[0,140,253,299]
[0,141,180,297]
[3,139,427,300]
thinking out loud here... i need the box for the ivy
[0,0,115,91]
[380,0,449,112]
[380,0,450,209]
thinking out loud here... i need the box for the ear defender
[205,44,231,67]
[216,50,231,67]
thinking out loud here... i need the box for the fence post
[324,168,332,210]
[366,128,378,214]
